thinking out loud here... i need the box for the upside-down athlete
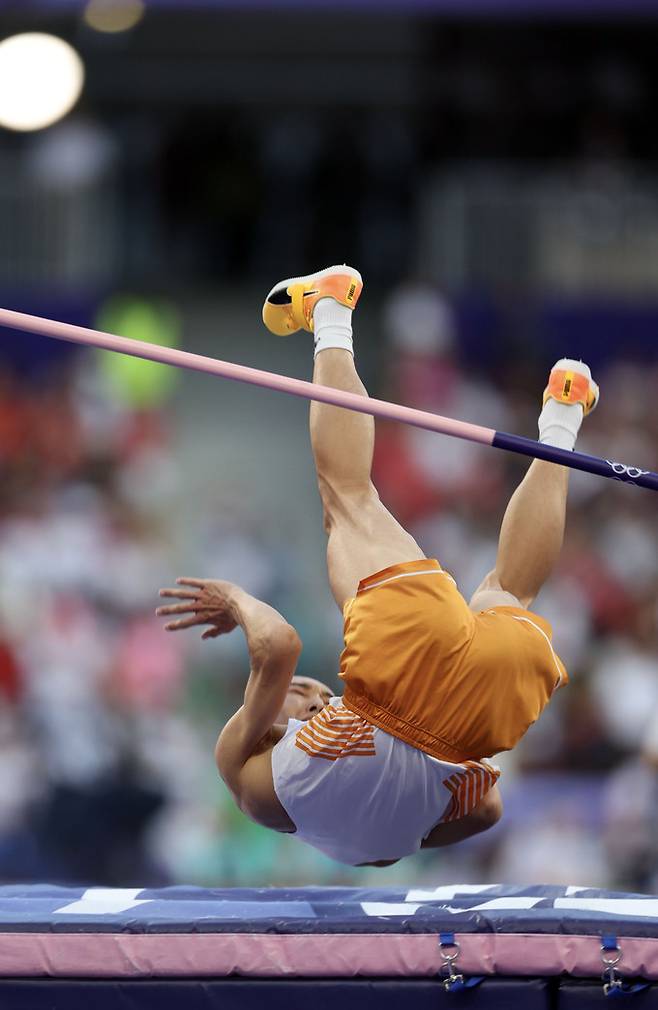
[156,266,599,866]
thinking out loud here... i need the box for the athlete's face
[277,676,333,723]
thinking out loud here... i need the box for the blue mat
[0,884,655,1008]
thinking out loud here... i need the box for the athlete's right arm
[213,588,302,796]
[156,577,302,809]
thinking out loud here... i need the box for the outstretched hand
[156,578,241,640]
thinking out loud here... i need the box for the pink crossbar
[4,304,657,491]
[0,306,493,445]
[0,931,657,979]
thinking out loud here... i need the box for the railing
[0,145,120,290]
[420,164,658,294]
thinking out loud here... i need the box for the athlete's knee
[318,476,378,532]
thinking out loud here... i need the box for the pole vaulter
[0,305,655,491]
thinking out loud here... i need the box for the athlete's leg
[470,359,598,612]
[470,460,569,611]
[311,347,424,609]
[261,265,424,610]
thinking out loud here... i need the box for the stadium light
[0,33,85,133]
[83,0,146,33]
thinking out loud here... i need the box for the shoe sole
[265,264,363,305]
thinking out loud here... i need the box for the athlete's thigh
[324,485,425,609]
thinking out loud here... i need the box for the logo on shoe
[346,282,357,303]
[606,460,650,481]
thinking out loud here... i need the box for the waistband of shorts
[342,687,467,764]
[481,605,554,640]
[357,558,443,594]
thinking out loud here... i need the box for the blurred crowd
[0,284,656,891]
[0,340,193,884]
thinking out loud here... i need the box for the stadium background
[0,0,656,890]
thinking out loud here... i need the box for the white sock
[313,298,353,357]
[538,358,591,451]
[538,398,584,451]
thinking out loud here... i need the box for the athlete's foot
[262,264,363,337]
[543,358,599,415]
[538,358,599,451]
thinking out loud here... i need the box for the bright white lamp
[0,33,85,132]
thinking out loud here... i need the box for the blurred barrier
[422,168,658,295]
[0,139,119,289]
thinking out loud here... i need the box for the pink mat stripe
[0,932,658,979]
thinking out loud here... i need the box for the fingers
[156,579,224,635]
[162,614,206,632]
[156,602,197,617]
[159,587,199,600]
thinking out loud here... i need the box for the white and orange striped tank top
[271,697,499,866]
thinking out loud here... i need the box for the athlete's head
[277,676,333,723]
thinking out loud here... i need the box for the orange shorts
[340,559,567,763]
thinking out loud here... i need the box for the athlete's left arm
[421,784,503,849]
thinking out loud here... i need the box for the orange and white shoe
[543,358,599,416]
[262,264,363,336]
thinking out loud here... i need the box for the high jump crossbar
[0,306,656,492]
